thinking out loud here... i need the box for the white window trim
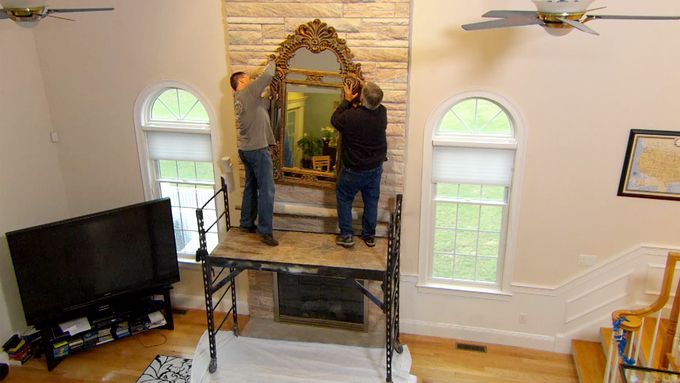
[133,81,222,261]
[418,90,527,295]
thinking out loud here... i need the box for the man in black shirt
[330,81,387,248]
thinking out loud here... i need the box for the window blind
[147,131,212,162]
[432,146,515,186]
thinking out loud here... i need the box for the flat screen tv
[6,198,180,327]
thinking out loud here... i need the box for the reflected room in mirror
[283,81,341,173]
[270,19,364,188]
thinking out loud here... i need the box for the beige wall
[0,24,69,341]
[0,0,236,334]
[33,0,235,216]
[405,0,680,285]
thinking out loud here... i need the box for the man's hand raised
[343,84,358,102]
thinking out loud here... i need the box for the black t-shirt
[330,100,387,171]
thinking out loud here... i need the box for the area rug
[137,355,192,383]
[191,330,417,383]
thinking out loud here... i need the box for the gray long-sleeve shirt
[235,61,276,151]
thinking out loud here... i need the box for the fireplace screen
[274,273,367,331]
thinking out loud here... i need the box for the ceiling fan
[0,4,113,23]
[462,0,680,36]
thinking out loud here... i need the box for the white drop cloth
[191,330,417,383]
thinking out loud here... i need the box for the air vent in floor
[455,342,487,353]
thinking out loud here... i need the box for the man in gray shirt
[230,57,278,246]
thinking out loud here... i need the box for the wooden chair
[312,155,331,172]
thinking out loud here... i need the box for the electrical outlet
[578,254,598,266]
[50,131,60,143]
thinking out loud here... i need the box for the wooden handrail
[612,253,680,326]
[611,252,680,368]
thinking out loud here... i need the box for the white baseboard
[400,318,556,351]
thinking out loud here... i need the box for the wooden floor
[3,310,578,383]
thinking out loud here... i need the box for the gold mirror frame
[270,19,364,188]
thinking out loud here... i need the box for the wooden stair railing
[604,252,680,383]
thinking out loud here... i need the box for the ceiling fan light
[543,27,574,36]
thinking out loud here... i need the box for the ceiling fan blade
[46,14,75,22]
[557,17,599,35]
[588,14,680,21]
[47,8,114,14]
[482,10,537,18]
[463,14,543,31]
[463,17,544,31]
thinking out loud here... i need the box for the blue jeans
[336,165,383,237]
[239,148,275,235]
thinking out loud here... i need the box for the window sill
[415,281,512,301]
[178,256,201,270]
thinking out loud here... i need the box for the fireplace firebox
[273,273,368,331]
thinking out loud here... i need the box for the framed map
[618,129,680,201]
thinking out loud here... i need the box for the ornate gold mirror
[270,19,364,188]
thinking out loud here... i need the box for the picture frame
[617,129,680,201]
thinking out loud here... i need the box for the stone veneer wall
[224,1,410,323]
[225,0,409,230]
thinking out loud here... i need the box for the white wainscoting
[399,244,679,353]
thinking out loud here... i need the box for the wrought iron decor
[617,129,680,201]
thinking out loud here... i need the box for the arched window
[135,84,218,258]
[421,93,521,290]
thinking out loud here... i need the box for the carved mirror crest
[270,19,364,188]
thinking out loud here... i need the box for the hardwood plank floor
[3,310,578,383]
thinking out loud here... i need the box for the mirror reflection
[270,19,364,188]
[283,84,342,173]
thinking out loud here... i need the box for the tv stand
[39,287,174,371]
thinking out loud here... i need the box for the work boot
[362,236,376,248]
[261,233,279,246]
[335,234,354,248]
[239,225,257,233]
